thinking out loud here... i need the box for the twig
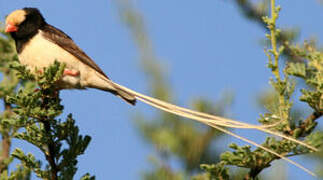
[43,120,58,180]
[243,111,322,178]
[291,111,323,137]
[301,111,322,129]
[244,166,265,180]
[234,0,304,62]
[40,92,59,180]
[0,101,12,173]
[242,0,322,178]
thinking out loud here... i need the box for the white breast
[19,31,79,69]
[18,30,84,88]
[17,30,113,91]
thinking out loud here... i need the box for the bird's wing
[40,24,109,79]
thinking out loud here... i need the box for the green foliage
[8,62,93,179]
[0,29,33,179]
[192,163,229,180]
[286,42,323,112]
[200,1,323,179]
[0,29,94,179]
[208,1,322,178]
[117,0,322,179]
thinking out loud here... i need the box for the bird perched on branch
[5,8,136,105]
[5,7,317,175]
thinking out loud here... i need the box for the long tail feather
[111,82,317,176]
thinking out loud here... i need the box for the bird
[4,7,317,175]
[5,7,136,105]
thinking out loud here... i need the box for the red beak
[5,23,18,33]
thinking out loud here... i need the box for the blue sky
[0,0,322,179]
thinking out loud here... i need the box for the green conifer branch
[115,0,322,179]
[7,61,94,179]
[0,29,95,179]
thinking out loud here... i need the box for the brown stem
[0,133,10,173]
[0,101,12,173]
[290,111,323,137]
[244,166,265,180]
[301,111,322,129]
[40,92,59,180]
[43,121,58,180]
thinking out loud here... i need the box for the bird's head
[5,8,46,39]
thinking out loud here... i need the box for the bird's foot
[63,69,80,76]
